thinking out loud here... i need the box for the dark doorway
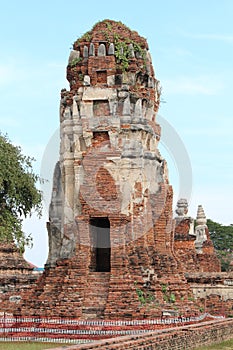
[90,217,111,272]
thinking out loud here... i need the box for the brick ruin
[174,200,221,273]
[13,19,195,319]
[50,319,233,350]
[0,242,38,310]
[173,200,233,316]
[4,19,231,319]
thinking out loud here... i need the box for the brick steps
[82,272,110,318]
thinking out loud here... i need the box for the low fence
[0,313,224,344]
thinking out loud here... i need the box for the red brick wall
[174,219,221,273]
[49,319,233,350]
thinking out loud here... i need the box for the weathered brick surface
[0,242,38,311]
[186,272,233,316]
[48,319,233,350]
[13,20,198,319]
[174,219,221,273]
[7,20,231,322]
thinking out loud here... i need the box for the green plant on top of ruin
[83,31,92,42]
[73,20,147,72]
[69,57,82,67]
[113,34,146,72]
[75,31,92,46]
[114,39,130,71]
[103,20,112,31]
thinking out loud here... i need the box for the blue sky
[0,0,233,266]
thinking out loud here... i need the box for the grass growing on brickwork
[0,342,69,350]
[195,337,233,349]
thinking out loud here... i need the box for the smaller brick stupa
[174,200,221,273]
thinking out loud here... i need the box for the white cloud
[162,75,224,95]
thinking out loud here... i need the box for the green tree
[207,219,233,271]
[0,134,42,250]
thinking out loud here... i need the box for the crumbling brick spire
[18,20,200,319]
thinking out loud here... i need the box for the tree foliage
[207,219,233,251]
[0,134,42,250]
[207,219,233,271]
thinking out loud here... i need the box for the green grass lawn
[1,338,233,350]
[195,338,233,349]
[0,342,69,350]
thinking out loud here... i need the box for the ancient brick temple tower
[18,20,195,319]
